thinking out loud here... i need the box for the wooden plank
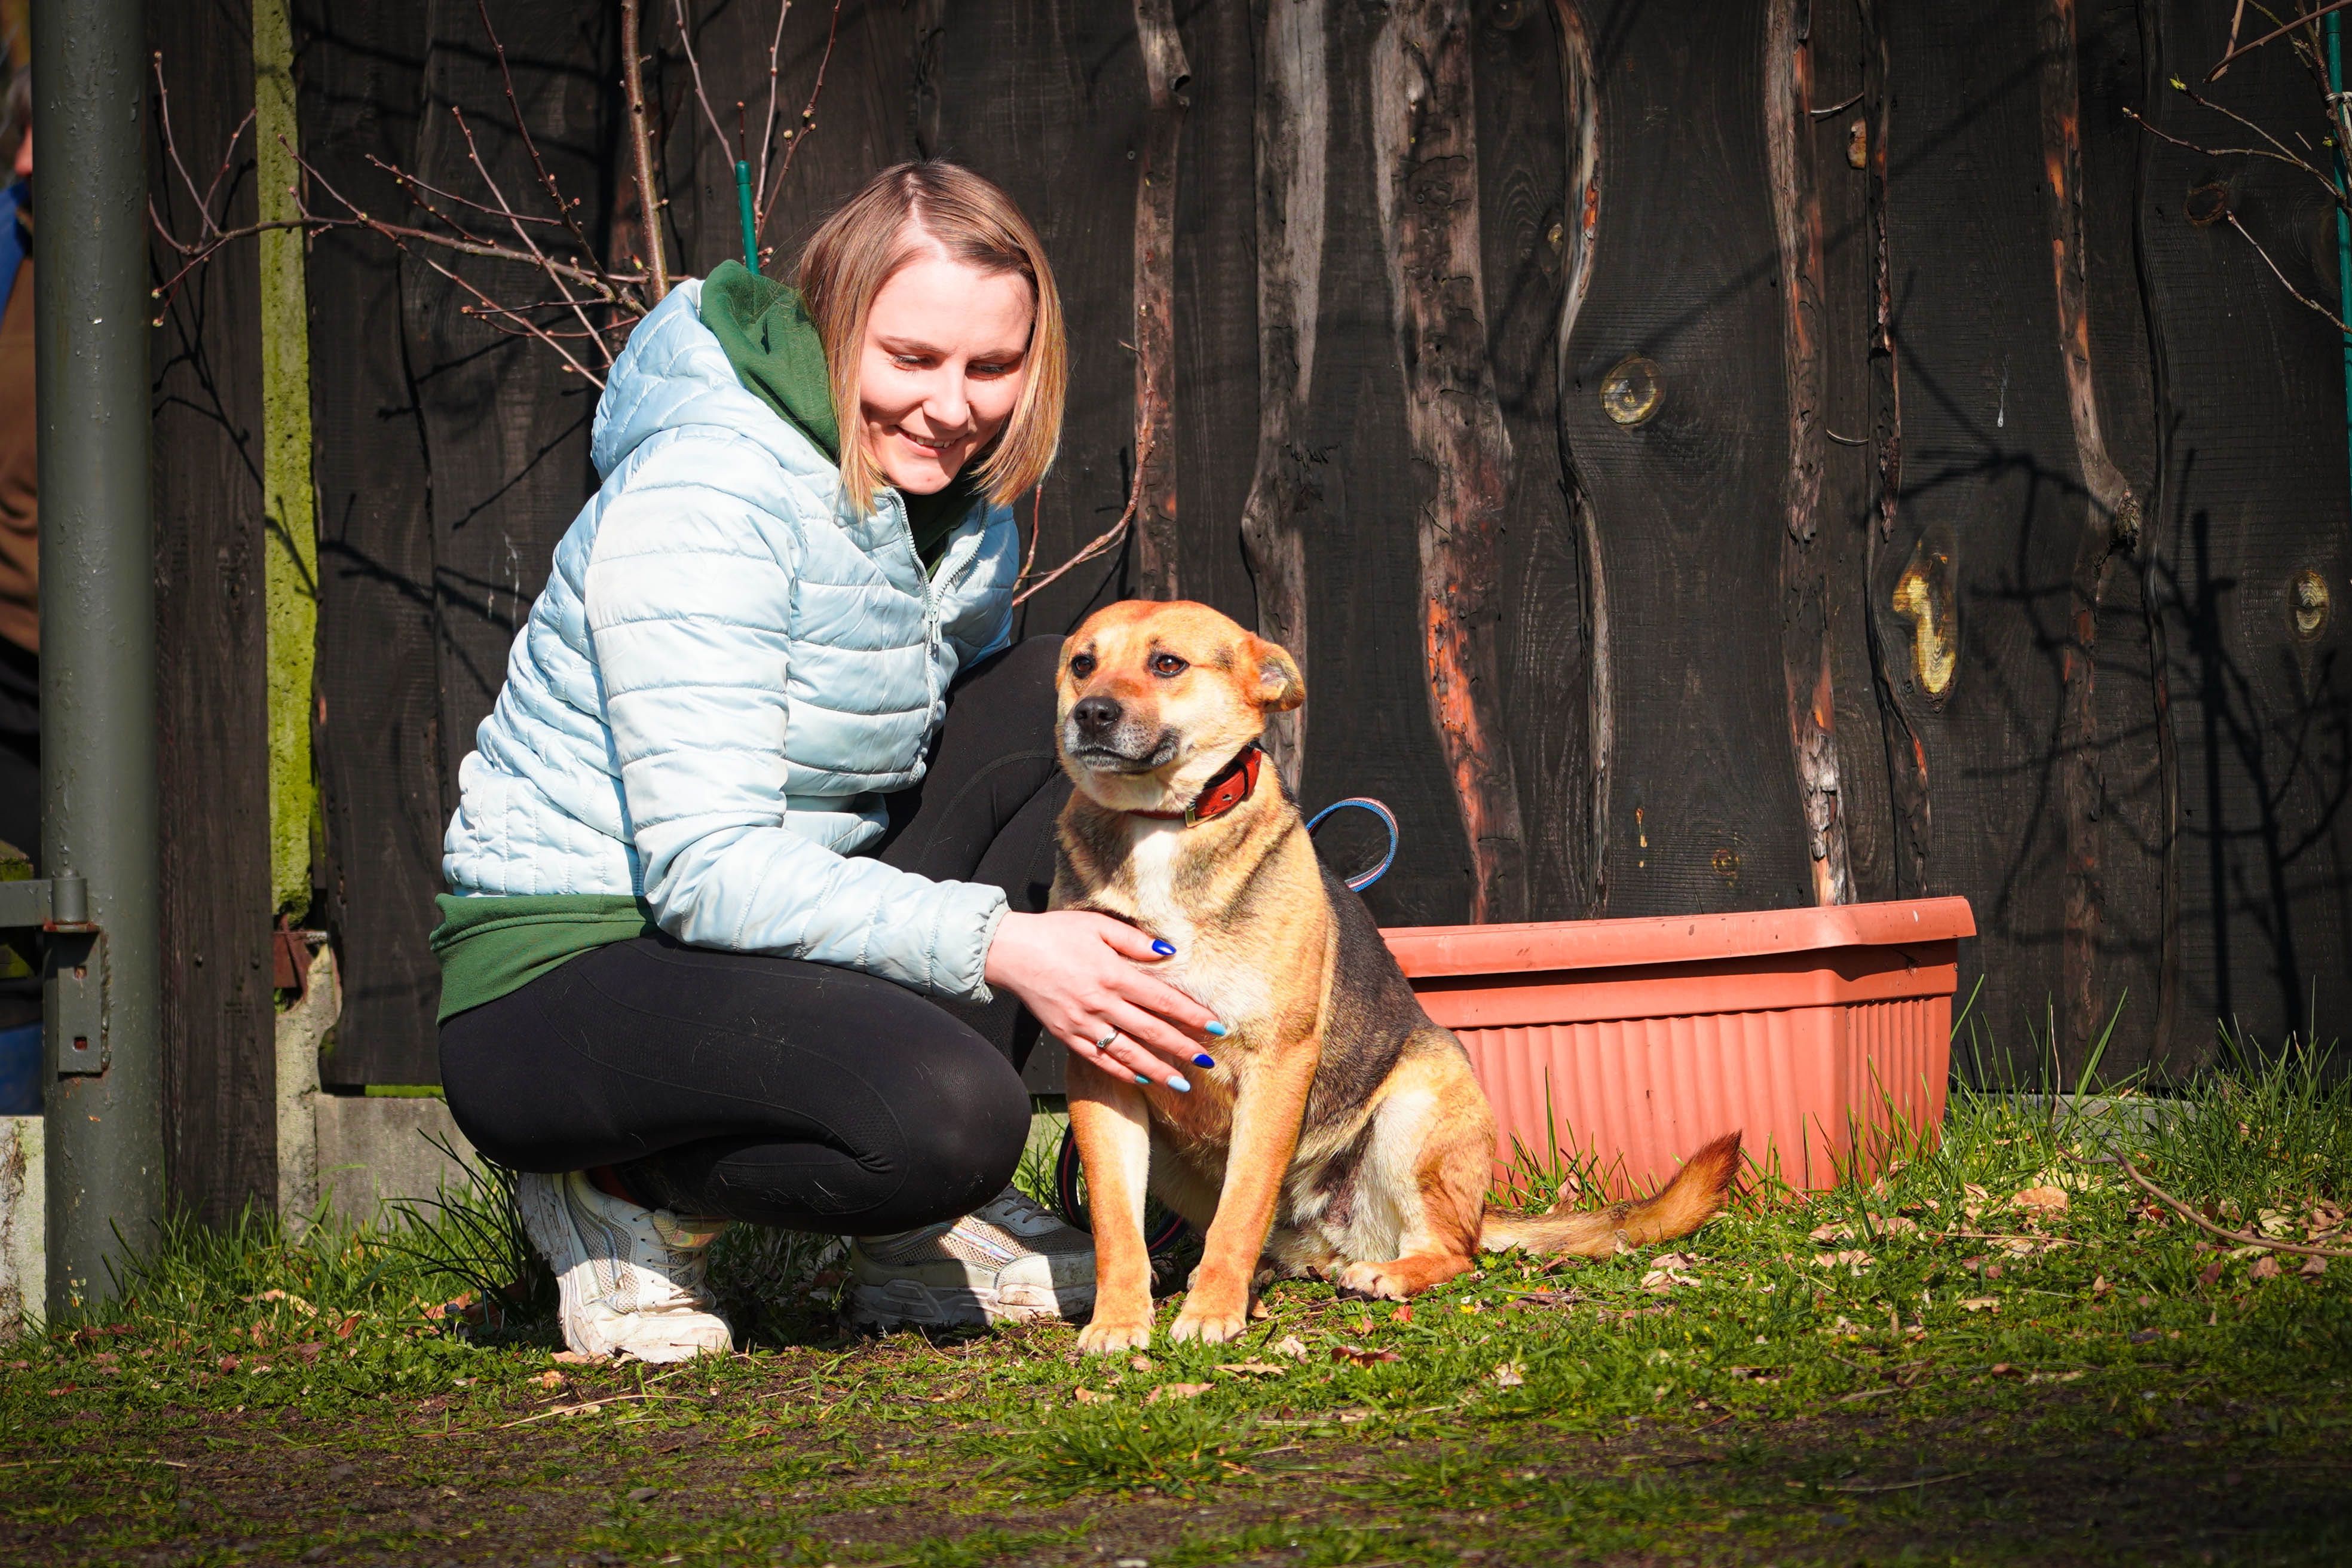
[150,0,277,1218]
[1168,0,1260,630]
[295,0,447,1088]
[2137,1,2352,1062]
[1238,0,1324,782]
[1880,1,2096,1073]
[1128,0,1187,601]
[1371,0,1528,924]
[1765,0,1858,906]
[1479,0,1585,919]
[1809,0,1898,906]
[1556,1,1815,918]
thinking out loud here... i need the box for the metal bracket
[47,930,104,1075]
[0,874,105,1075]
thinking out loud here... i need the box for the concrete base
[1,1115,40,1338]
[313,1094,480,1227]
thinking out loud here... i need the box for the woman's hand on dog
[985,911,1221,1089]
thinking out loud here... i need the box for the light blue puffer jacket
[441,280,1022,1001]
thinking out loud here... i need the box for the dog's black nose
[1071,695,1122,736]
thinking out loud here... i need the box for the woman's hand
[984,910,1223,1090]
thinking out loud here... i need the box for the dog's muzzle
[1062,696,1177,772]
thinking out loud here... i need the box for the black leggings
[439,636,1070,1233]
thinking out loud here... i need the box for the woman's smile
[856,251,1035,496]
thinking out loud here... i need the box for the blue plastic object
[0,1021,41,1115]
[1305,797,1400,892]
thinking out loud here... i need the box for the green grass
[5,1040,2350,1565]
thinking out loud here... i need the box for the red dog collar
[1132,744,1264,826]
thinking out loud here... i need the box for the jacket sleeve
[583,449,1009,1002]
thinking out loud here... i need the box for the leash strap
[1054,1126,1189,1254]
[1305,797,1400,892]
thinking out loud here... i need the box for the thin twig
[1012,434,1154,606]
[1811,88,1864,118]
[448,105,612,367]
[759,0,846,247]
[1820,1469,1976,1494]
[2209,0,2352,79]
[474,0,602,272]
[673,0,738,168]
[2073,1149,2352,1260]
[754,0,793,213]
[2226,210,2352,335]
[621,0,669,299]
[2145,83,2348,204]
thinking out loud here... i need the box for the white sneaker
[847,1187,1096,1330]
[517,1169,734,1364]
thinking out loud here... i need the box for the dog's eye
[1149,653,1189,678]
[1069,653,1096,679]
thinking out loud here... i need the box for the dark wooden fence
[149,0,2351,1223]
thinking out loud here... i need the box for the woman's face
[856,250,1034,496]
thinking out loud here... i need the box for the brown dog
[1051,600,1742,1352]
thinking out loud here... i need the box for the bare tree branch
[2075,1149,2351,1261]
[621,0,670,299]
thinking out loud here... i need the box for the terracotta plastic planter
[1382,897,1976,1196]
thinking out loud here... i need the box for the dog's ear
[1241,635,1305,713]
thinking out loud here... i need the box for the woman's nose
[919,374,972,434]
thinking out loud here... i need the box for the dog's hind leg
[1333,1051,1492,1301]
[1071,1061,1159,1354]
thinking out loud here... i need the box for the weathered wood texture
[151,0,279,1220]
[295,0,445,1089]
[2137,1,2352,1060]
[235,0,2350,1088]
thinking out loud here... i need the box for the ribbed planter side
[1386,898,1971,1197]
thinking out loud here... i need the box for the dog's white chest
[1122,820,1196,946]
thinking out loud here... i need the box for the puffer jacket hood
[442,279,1022,1001]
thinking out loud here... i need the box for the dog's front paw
[1168,1300,1250,1345]
[1076,1314,1155,1355]
[1335,1261,1411,1301]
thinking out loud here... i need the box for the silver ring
[1094,1030,1120,1052]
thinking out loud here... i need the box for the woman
[435,163,1219,1362]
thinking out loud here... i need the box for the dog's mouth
[1062,729,1183,774]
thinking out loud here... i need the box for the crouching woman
[432,162,1217,1361]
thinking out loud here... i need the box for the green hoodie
[698,259,975,569]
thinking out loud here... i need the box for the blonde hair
[798,161,1066,512]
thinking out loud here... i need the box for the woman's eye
[1070,655,1095,679]
[893,354,927,369]
[1150,653,1188,677]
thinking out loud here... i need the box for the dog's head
[1055,600,1304,814]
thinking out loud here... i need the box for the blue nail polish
[1134,1073,1152,1086]
[1168,1074,1192,1094]
[1151,938,1176,957]
[1205,1021,1229,1038]
[1193,1053,1215,1069]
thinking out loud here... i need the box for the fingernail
[1134,1073,1152,1086]
[1205,1021,1229,1037]
[1151,938,1176,957]
[1168,1074,1192,1094]
[1193,1053,1215,1069]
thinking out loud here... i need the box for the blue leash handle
[1305,797,1400,892]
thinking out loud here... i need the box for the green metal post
[33,0,163,1317]
[736,159,758,271]
[2328,14,2352,495]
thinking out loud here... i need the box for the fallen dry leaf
[1272,1334,1310,1360]
[2249,1254,2283,1282]
[534,1370,564,1389]
[1874,1215,1921,1237]
[2093,1275,2111,1296]
[216,1355,241,1373]
[549,1350,598,1365]
[1394,1304,1413,1325]
[2028,1370,2085,1385]
[2011,1186,2069,1214]
[1129,1355,1153,1371]
[1812,1250,1876,1274]
[1147,1382,1211,1404]
[1958,1297,1999,1313]
[1331,1344,1400,1367]
[2302,1257,2329,1278]
[2197,1259,2227,1288]
[1215,1361,1287,1378]
[1506,1289,1584,1310]
[1072,1386,1112,1405]
[1493,1361,1526,1388]
[1809,1223,1855,1243]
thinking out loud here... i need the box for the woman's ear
[1242,635,1305,713]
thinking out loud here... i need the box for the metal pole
[33,0,162,1318]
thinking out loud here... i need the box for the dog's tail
[1478,1131,1742,1258]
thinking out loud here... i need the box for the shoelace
[974,1187,1073,1239]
